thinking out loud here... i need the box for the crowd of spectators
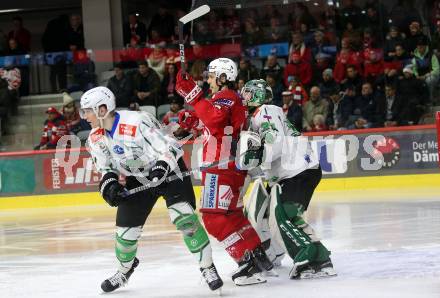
[2,1,440,142]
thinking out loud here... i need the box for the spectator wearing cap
[107,63,133,108]
[260,54,284,85]
[34,107,68,150]
[302,86,328,131]
[348,82,377,129]
[61,92,80,133]
[397,65,429,123]
[281,90,303,131]
[284,52,312,88]
[326,87,354,130]
[411,36,440,104]
[333,37,363,83]
[266,73,283,107]
[132,61,161,106]
[319,68,338,99]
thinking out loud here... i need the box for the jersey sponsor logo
[119,123,137,137]
[202,173,218,209]
[113,145,124,155]
[218,185,232,210]
[214,98,233,107]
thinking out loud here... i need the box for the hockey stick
[178,4,210,74]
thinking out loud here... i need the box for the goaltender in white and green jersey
[239,79,337,279]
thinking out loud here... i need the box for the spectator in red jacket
[288,31,312,63]
[34,107,68,150]
[284,53,312,87]
[334,37,363,83]
[364,49,384,85]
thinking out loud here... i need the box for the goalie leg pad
[115,226,142,273]
[268,184,317,264]
[202,211,261,262]
[169,202,213,268]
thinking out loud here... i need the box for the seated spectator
[260,54,284,85]
[242,18,262,46]
[132,61,161,106]
[384,26,405,61]
[398,65,429,124]
[147,44,166,80]
[381,44,411,84]
[363,49,385,86]
[284,53,312,87]
[310,30,335,63]
[34,107,67,150]
[161,63,179,100]
[334,38,363,83]
[123,13,147,46]
[288,31,312,63]
[348,82,377,129]
[312,53,331,85]
[70,50,96,92]
[163,96,184,125]
[0,64,21,115]
[341,64,363,94]
[8,16,31,52]
[286,76,308,106]
[264,17,287,43]
[311,114,328,132]
[326,87,354,131]
[406,21,428,54]
[238,58,259,82]
[61,92,81,134]
[302,86,328,131]
[266,73,283,107]
[319,68,338,99]
[107,63,132,108]
[411,36,440,105]
[281,90,303,131]
[375,83,405,127]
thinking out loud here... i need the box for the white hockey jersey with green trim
[87,110,183,177]
[248,104,319,182]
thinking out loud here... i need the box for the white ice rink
[1,190,440,298]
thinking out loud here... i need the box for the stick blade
[179,4,210,24]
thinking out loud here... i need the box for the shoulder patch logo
[113,145,124,155]
[119,124,137,137]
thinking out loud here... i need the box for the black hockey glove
[148,160,170,194]
[99,172,125,207]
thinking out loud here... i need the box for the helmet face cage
[241,80,273,107]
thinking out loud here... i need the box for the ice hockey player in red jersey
[176,58,273,286]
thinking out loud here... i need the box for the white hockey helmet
[208,58,238,82]
[80,86,116,120]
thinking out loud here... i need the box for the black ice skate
[101,257,139,293]
[200,263,223,291]
[252,246,274,271]
[232,251,266,286]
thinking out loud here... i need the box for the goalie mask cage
[192,0,305,9]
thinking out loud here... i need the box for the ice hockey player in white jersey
[239,79,336,279]
[80,87,223,293]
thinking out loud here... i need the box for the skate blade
[234,274,267,286]
[300,269,337,280]
[215,287,222,296]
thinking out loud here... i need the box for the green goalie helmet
[241,79,273,109]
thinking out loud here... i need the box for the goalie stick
[178,4,210,74]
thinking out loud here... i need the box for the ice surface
[1,195,440,298]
